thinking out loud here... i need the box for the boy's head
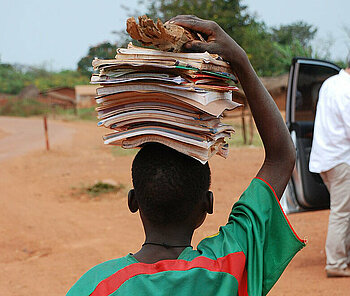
[130,143,212,228]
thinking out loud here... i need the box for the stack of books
[91,43,240,163]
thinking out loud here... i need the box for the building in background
[38,87,76,110]
[75,85,98,108]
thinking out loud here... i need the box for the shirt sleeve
[197,177,305,296]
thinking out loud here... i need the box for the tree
[77,42,118,76]
[272,40,313,74]
[269,21,317,74]
[271,21,317,47]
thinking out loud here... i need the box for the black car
[280,58,341,213]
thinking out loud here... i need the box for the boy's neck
[145,223,193,245]
[132,222,195,264]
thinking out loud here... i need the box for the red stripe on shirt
[90,252,248,296]
[254,177,305,243]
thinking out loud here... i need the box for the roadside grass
[0,98,96,121]
[0,98,50,117]
[71,181,126,198]
[110,146,138,157]
[223,117,262,148]
[54,107,96,121]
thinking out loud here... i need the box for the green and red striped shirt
[67,178,305,296]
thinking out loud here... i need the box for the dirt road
[0,117,349,295]
[0,116,75,162]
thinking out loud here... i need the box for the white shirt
[309,69,350,173]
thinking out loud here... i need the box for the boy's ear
[206,191,214,214]
[128,189,139,213]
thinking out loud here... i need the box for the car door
[281,58,341,213]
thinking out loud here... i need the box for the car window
[294,63,339,122]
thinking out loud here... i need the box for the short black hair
[131,143,211,225]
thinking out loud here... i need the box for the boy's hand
[168,15,247,68]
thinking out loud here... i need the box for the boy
[67,15,305,295]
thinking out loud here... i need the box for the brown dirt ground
[0,117,349,295]
[0,128,9,140]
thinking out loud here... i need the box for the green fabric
[66,178,305,296]
[225,178,305,295]
[114,269,238,296]
[67,256,133,296]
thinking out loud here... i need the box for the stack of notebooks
[91,43,241,163]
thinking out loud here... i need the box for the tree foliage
[77,42,117,76]
[33,70,88,91]
[0,63,30,94]
[267,22,317,75]
[271,21,317,47]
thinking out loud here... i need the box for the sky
[0,0,349,71]
[244,0,350,61]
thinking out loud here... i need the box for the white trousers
[321,163,350,270]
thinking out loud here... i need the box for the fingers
[168,15,215,35]
[183,40,210,53]
[184,41,223,56]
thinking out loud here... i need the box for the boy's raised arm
[170,15,296,199]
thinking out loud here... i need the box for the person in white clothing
[309,55,350,277]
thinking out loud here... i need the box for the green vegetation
[33,70,88,92]
[63,107,95,121]
[74,181,126,198]
[223,118,262,148]
[85,181,125,197]
[111,146,138,157]
[77,42,118,77]
[0,98,50,117]
[0,63,88,95]
[0,98,96,120]
[0,64,29,94]
[226,126,262,148]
